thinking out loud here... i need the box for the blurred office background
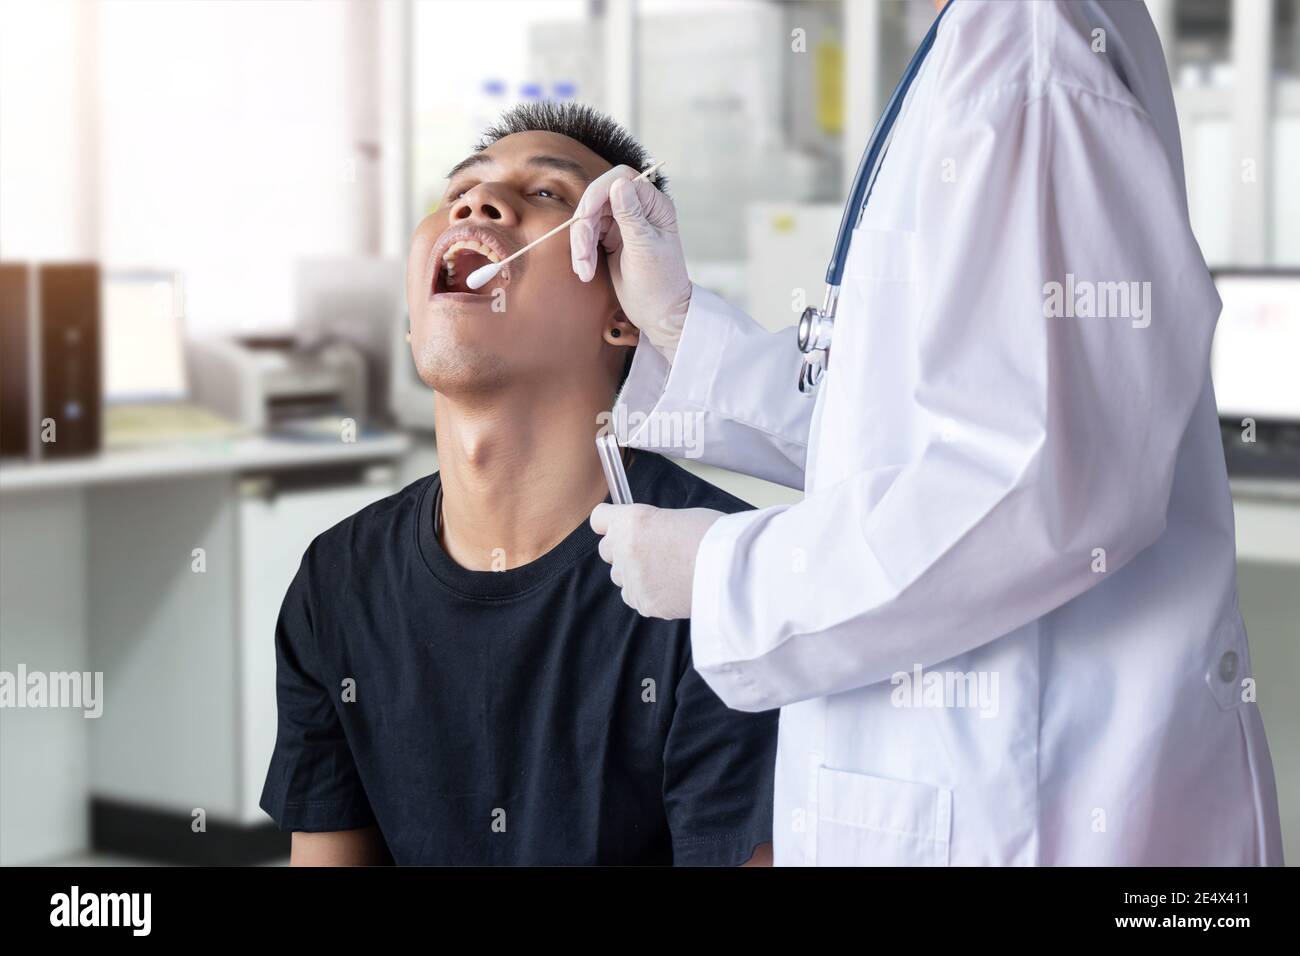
[0,0,1296,865]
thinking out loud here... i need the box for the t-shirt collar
[415,448,662,599]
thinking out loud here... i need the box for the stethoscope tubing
[824,0,956,291]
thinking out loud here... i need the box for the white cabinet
[0,436,410,863]
[236,468,398,824]
[83,465,398,828]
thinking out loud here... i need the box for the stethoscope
[797,0,954,394]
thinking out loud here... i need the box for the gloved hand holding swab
[465,160,666,290]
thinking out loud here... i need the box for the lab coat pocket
[1205,610,1252,712]
[815,766,952,866]
[844,226,919,284]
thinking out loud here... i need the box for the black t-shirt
[259,449,778,865]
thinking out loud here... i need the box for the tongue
[450,251,492,293]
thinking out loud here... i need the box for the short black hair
[475,101,668,195]
[477,101,657,391]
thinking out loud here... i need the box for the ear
[602,309,640,348]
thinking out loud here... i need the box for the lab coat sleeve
[615,284,813,489]
[688,80,1222,711]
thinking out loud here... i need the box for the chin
[414,336,510,396]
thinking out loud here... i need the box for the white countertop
[1229,476,1300,503]
[0,432,412,493]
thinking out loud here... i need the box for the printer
[187,335,368,435]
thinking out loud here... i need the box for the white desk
[1230,478,1300,565]
[0,433,412,864]
[1227,478,1300,866]
[0,433,410,493]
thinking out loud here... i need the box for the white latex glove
[570,165,692,363]
[589,502,724,620]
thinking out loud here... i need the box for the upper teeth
[442,240,501,269]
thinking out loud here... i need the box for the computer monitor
[101,271,188,404]
[1211,269,1300,425]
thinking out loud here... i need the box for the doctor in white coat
[578,0,1284,865]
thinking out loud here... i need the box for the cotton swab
[464,160,666,291]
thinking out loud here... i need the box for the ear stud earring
[610,328,621,338]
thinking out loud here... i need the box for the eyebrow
[444,153,492,180]
[443,153,592,184]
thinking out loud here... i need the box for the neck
[432,380,614,571]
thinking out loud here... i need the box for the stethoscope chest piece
[796,285,837,394]
[798,349,827,393]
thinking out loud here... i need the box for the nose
[449,183,519,227]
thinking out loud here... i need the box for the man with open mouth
[259,102,778,866]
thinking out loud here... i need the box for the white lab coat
[616,0,1283,865]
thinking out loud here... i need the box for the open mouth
[430,226,516,299]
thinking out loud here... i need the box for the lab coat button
[1218,651,1238,684]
